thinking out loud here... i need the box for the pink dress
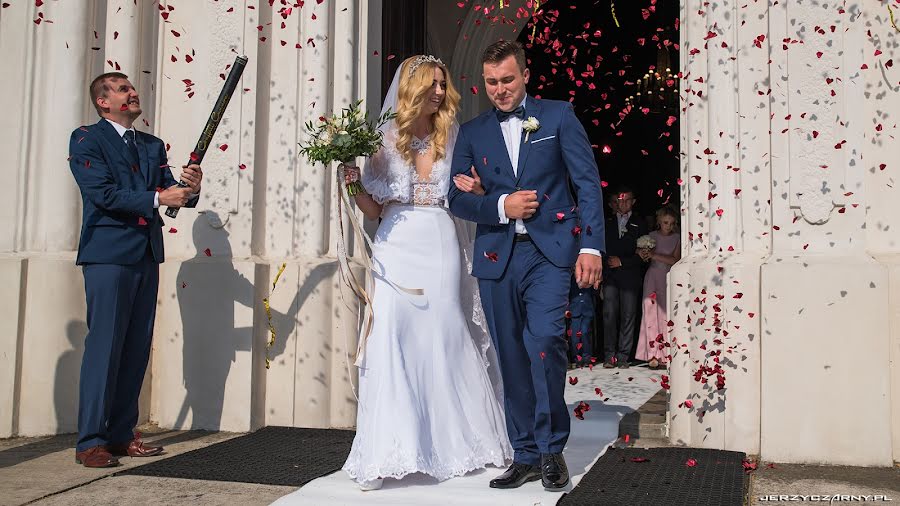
[636,230,680,362]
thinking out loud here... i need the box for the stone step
[618,388,667,440]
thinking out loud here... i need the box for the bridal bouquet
[299,100,394,196]
[636,234,656,250]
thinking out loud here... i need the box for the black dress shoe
[489,462,541,489]
[541,453,570,490]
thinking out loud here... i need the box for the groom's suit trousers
[479,240,571,466]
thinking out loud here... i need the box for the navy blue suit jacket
[449,97,605,279]
[68,119,199,265]
[602,214,648,289]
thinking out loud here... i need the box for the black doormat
[560,447,749,506]
[119,426,355,487]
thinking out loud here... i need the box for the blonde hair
[394,56,460,164]
[655,206,679,229]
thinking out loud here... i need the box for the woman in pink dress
[636,207,681,369]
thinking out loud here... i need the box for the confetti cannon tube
[165,54,248,218]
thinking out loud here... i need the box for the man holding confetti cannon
[66,71,206,468]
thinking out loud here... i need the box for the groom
[449,40,605,490]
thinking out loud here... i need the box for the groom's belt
[513,233,532,243]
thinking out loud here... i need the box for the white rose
[636,234,656,249]
[523,116,540,142]
[523,116,540,132]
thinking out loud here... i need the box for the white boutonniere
[523,116,540,142]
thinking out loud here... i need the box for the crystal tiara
[409,55,444,75]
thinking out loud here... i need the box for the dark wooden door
[381,0,426,101]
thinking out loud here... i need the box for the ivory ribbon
[333,168,423,371]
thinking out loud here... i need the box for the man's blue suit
[68,119,198,452]
[449,97,605,465]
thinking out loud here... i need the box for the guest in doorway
[636,207,681,369]
[601,187,647,368]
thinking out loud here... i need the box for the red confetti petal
[204,248,212,257]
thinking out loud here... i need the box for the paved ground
[2,363,897,506]
[0,428,294,506]
[748,462,900,505]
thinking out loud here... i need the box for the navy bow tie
[496,105,526,122]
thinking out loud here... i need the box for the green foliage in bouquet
[300,100,394,164]
[299,100,394,195]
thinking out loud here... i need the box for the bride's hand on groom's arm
[452,166,485,196]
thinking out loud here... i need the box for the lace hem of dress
[342,436,512,483]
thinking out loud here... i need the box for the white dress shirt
[617,211,632,238]
[494,98,601,257]
[495,96,528,234]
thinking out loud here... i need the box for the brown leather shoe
[107,433,164,457]
[75,446,119,468]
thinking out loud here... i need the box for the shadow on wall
[173,212,259,430]
[172,212,337,430]
[55,320,88,434]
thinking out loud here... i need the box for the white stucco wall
[670,0,899,465]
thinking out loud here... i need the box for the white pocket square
[530,135,556,144]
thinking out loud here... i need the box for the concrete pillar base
[760,255,892,466]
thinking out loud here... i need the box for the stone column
[5,0,94,437]
[149,0,262,433]
[672,0,897,465]
[863,5,900,463]
[0,0,35,439]
[258,0,368,430]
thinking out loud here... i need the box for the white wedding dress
[341,125,512,486]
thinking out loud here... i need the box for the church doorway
[517,0,680,218]
[513,0,681,365]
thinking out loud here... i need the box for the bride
[340,55,512,490]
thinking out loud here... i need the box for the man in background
[601,187,647,368]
